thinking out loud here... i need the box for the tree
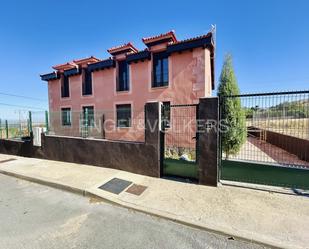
[218,54,246,158]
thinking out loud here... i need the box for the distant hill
[245,98,309,119]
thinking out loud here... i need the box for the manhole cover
[0,158,16,164]
[99,178,132,195]
[126,184,147,196]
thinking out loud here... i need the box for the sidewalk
[0,153,308,249]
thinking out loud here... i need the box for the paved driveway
[229,137,309,167]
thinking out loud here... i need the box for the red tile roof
[107,42,138,55]
[171,32,212,45]
[52,57,100,71]
[52,62,76,71]
[142,30,177,44]
[73,56,100,65]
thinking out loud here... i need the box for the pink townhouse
[40,30,215,142]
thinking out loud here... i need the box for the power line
[0,102,46,110]
[0,92,47,102]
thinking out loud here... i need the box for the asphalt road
[0,174,268,249]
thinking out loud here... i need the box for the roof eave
[126,50,151,63]
[88,58,115,72]
[40,71,59,81]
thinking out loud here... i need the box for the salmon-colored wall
[48,47,212,142]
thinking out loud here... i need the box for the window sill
[81,94,93,98]
[150,85,169,90]
[116,90,131,95]
[61,96,70,99]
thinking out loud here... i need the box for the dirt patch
[89,196,104,204]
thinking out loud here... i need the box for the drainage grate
[0,158,16,164]
[99,178,132,195]
[126,184,147,196]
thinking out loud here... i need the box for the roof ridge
[107,42,138,53]
[142,30,177,43]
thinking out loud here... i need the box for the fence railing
[0,111,49,144]
[163,104,198,161]
[220,90,309,168]
[48,109,145,142]
[1,108,146,143]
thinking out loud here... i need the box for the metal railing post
[5,120,8,139]
[28,111,32,135]
[45,110,49,134]
[85,108,89,137]
[79,113,82,137]
[19,121,22,137]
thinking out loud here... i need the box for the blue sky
[0,0,308,118]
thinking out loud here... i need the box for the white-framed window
[61,108,71,126]
[116,104,131,127]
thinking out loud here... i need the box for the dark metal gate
[219,90,309,189]
[161,103,199,180]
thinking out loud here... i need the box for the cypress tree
[218,54,246,158]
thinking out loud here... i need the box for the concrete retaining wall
[41,134,159,177]
[265,130,309,162]
[0,139,32,156]
[248,127,309,162]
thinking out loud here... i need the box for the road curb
[0,169,86,197]
[83,190,281,249]
[0,170,282,249]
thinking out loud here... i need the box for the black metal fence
[162,104,198,161]
[220,90,309,168]
[161,104,199,179]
